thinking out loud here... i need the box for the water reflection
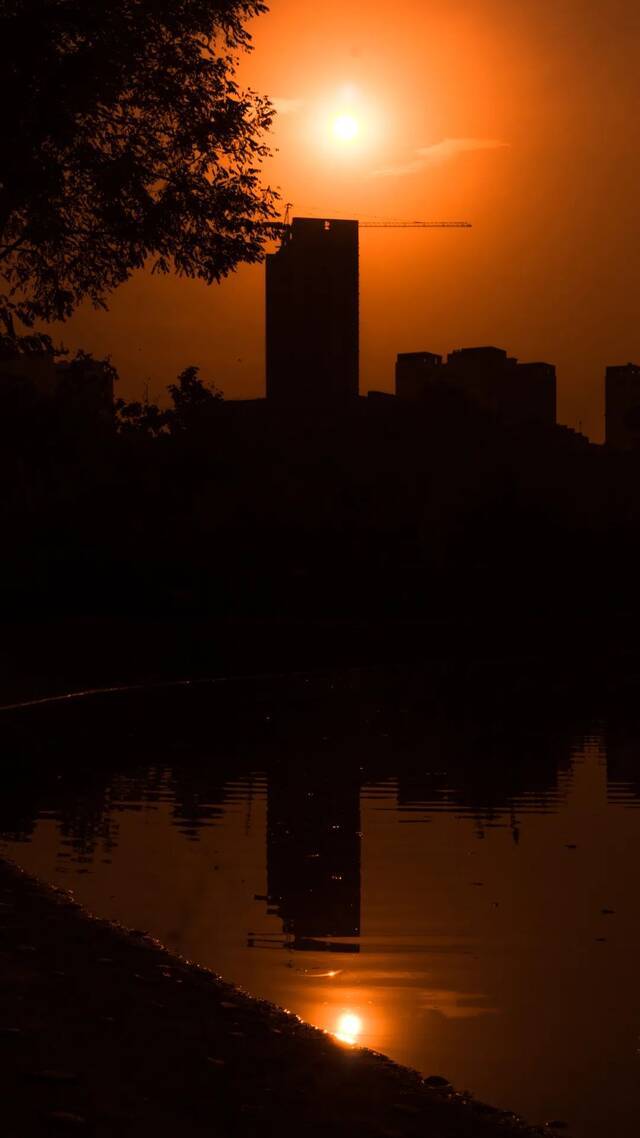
[264,766,361,951]
[334,1011,363,1045]
[2,680,640,1138]
[607,722,640,808]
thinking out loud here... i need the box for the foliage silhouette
[167,366,223,432]
[115,363,222,435]
[0,0,279,332]
[0,330,54,359]
[114,395,170,438]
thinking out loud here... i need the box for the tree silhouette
[167,366,223,431]
[114,364,223,435]
[0,0,279,332]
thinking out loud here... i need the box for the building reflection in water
[255,765,361,952]
[606,721,640,807]
[9,688,640,1136]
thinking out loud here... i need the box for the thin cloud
[371,137,509,178]
[271,97,304,116]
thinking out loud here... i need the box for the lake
[1,672,639,1136]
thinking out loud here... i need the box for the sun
[332,113,359,143]
[310,87,383,158]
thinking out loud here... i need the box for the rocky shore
[0,858,552,1138]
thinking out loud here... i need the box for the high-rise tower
[266,217,359,407]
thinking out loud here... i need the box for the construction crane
[359,220,471,229]
[278,204,471,230]
[277,205,471,231]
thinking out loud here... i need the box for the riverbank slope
[0,858,547,1137]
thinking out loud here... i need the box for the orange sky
[62,0,640,440]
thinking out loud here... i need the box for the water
[1,675,640,1136]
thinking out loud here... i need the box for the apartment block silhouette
[396,346,556,427]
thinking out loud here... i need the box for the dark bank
[0,853,548,1138]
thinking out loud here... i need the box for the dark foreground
[0,859,552,1138]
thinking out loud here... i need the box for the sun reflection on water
[335,1011,363,1045]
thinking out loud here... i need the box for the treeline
[3,350,640,657]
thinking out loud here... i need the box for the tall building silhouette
[605,363,640,449]
[396,346,556,427]
[266,218,359,407]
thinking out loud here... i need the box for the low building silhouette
[266,217,359,408]
[605,363,640,450]
[395,351,444,400]
[396,346,556,427]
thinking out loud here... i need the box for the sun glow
[307,85,386,162]
[335,1012,363,1045]
[332,113,359,143]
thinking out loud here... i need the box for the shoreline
[3,614,640,713]
[0,857,549,1137]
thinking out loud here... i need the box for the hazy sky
[63,0,640,440]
